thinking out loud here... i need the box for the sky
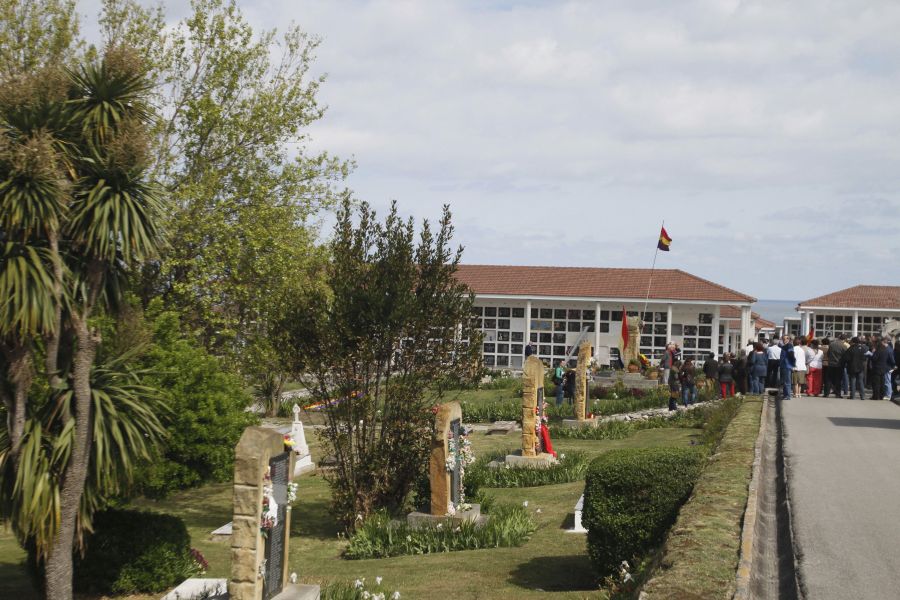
[79,0,900,301]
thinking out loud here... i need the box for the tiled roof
[455,265,755,304]
[798,285,900,310]
[719,306,761,320]
[756,317,777,329]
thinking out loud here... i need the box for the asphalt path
[782,395,900,599]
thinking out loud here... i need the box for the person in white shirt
[766,340,781,388]
[793,338,808,398]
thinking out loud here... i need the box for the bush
[549,419,636,440]
[322,579,403,600]
[73,509,203,594]
[343,503,536,559]
[458,399,520,423]
[136,305,259,497]
[582,447,705,578]
[465,451,590,491]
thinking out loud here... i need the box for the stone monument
[290,404,314,477]
[407,401,481,527]
[574,341,592,421]
[229,427,319,600]
[502,355,556,467]
[623,316,643,367]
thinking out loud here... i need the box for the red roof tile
[455,265,755,304]
[798,285,900,310]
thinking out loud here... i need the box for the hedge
[73,509,203,594]
[582,447,705,578]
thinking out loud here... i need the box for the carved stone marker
[574,341,592,421]
[407,401,481,527]
[429,401,462,515]
[623,316,642,367]
[290,403,314,477]
[229,427,318,600]
[521,355,544,457]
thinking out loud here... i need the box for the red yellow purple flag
[620,305,629,352]
[657,226,672,251]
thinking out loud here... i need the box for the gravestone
[502,355,556,468]
[407,401,481,527]
[229,427,319,600]
[574,341,592,421]
[290,404,314,477]
[623,316,643,367]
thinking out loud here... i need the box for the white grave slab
[567,494,587,533]
[161,578,227,600]
[291,403,315,476]
[210,522,232,536]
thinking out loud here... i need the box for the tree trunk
[3,344,32,464]
[43,320,97,600]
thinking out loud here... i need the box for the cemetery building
[719,306,777,351]
[455,265,756,369]
[795,285,900,339]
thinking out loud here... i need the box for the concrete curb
[733,396,770,600]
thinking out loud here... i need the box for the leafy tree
[0,46,164,599]
[135,302,258,498]
[276,199,482,526]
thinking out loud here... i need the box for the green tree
[276,199,482,526]
[0,47,164,598]
[136,302,258,498]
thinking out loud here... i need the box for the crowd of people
[658,333,900,406]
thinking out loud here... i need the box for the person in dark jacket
[679,359,697,406]
[749,343,768,394]
[871,340,895,400]
[703,353,719,398]
[668,360,681,411]
[779,335,795,399]
[893,338,900,400]
[824,335,846,398]
[718,354,735,398]
[733,350,748,395]
[563,368,576,403]
[843,337,868,400]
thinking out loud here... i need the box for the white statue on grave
[291,403,314,476]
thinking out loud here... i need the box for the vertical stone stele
[229,427,319,600]
[624,316,643,367]
[521,355,544,457]
[575,341,592,421]
[429,401,463,516]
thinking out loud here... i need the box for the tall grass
[343,503,536,559]
[464,451,591,491]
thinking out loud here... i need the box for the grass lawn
[0,427,700,600]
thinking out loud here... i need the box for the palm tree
[0,46,164,599]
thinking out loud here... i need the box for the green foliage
[697,396,743,447]
[71,509,202,594]
[458,399,520,423]
[134,305,257,497]
[321,578,402,600]
[276,200,481,526]
[582,447,705,578]
[549,419,636,440]
[343,503,536,560]
[465,451,590,491]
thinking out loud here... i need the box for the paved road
[782,396,900,600]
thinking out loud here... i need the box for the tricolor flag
[657,226,672,251]
[620,305,629,352]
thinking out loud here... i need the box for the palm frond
[0,242,58,338]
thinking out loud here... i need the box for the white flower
[376,576,383,585]
[354,579,364,589]
[406,535,412,542]
[560,453,566,459]
[362,592,371,600]
[522,501,529,507]
[289,572,297,584]
[374,594,385,600]
[392,593,401,600]
[536,508,542,514]
[436,522,443,529]
[356,513,363,521]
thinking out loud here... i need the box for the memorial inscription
[263,452,290,600]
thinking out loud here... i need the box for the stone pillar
[230,427,295,600]
[574,341,591,421]
[712,305,721,358]
[852,310,859,337]
[666,304,673,345]
[594,302,601,358]
[624,316,642,366]
[525,300,532,354]
[741,305,753,347]
[429,402,463,516]
[521,355,544,457]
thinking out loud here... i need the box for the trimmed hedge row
[582,447,705,578]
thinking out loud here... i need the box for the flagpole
[641,220,665,339]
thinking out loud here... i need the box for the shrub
[582,447,705,578]
[72,509,203,594]
[465,451,590,490]
[321,578,403,600]
[344,503,536,559]
[549,419,636,440]
[136,306,259,498]
[458,399,521,423]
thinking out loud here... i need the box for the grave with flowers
[229,427,318,600]
[495,354,558,468]
[407,401,485,528]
